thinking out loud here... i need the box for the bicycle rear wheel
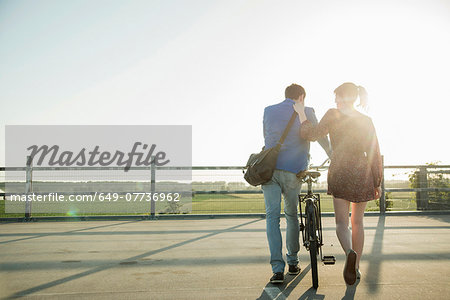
[307,202,319,289]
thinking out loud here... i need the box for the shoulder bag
[243,112,297,186]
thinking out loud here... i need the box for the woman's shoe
[356,268,361,280]
[343,249,357,285]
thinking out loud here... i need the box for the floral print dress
[301,108,382,202]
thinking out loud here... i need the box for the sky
[1,0,449,167]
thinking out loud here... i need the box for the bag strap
[277,112,298,146]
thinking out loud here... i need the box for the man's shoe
[270,272,284,284]
[288,264,300,275]
[343,249,357,285]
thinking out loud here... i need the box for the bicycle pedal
[322,255,336,265]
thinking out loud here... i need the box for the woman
[293,82,382,285]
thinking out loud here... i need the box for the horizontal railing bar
[1,165,450,172]
[1,188,449,198]
[195,190,261,194]
[0,167,26,171]
[383,165,450,169]
[1,191,193,196]
[385,188,450,192]
[0,167,151,171]
[194,189,329,194]
[0,166,244,171]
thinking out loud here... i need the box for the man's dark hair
[285,84,305,100]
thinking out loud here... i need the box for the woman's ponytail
[357,85,368,110]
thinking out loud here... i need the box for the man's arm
[305,107,332,157]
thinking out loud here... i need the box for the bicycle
[297,159,335,289]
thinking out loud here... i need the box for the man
[263,83,331,284]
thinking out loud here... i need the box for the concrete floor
[0,215,449,299]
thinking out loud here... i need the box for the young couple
[262,83,382,286]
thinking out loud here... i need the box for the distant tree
[409,162,450,210]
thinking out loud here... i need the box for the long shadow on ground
[6,219,262,299]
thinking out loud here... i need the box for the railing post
[25,155,33,221]
[416,166,429,210]
[150,156,156,218]
[380,155,386,214]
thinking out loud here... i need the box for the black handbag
[243,112,297,186]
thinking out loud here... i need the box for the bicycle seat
[296,170,321,180]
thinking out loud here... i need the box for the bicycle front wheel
[307,202,319,289]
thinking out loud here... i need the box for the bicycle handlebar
[314,158,330,171]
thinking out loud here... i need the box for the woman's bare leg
[351,201,367,269]
[333,197,351,254]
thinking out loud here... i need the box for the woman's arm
[294,102,308,123]
[366,119,383,187]
[293,102,334,141]
[305,107,332,156]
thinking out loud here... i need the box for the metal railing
[1,156,450,220]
